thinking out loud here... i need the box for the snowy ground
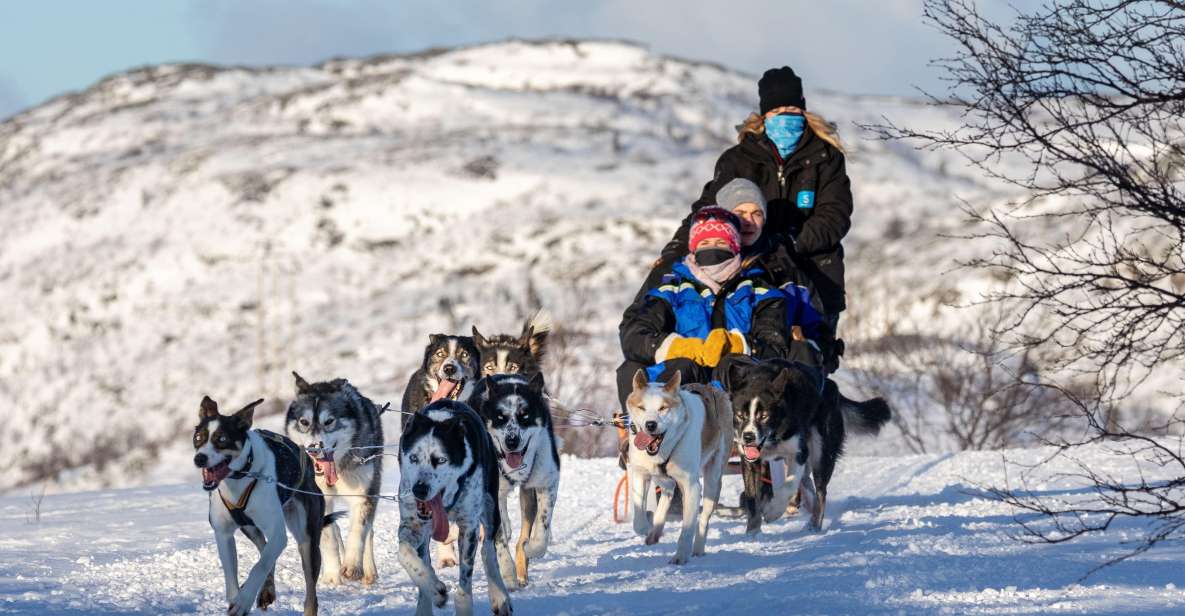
[3,442,1183,615]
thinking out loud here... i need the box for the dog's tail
[323,511,349,527]
[837,386,891,436]
[524,309,552,358]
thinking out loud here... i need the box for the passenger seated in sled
[615,185,826,472]
[617,206,789,408]
[617,182,825,406]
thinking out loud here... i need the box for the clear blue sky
[0,0,1029,119]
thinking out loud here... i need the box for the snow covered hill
[2,444,1183,615]
[0,38,1176,491]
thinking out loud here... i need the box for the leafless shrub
[26,483,46,524]
[868,0,1185,397]
[848,310,1087,453]
[987,388,1185,578]
[545,278,618,458]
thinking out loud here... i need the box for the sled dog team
[190,65,892,614]
[192,312,888,615]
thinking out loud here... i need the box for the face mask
[764,113,805,158]
[695,248,735,266]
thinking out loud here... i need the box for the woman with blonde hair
[657,66,852,372]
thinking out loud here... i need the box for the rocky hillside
[2,39,1155,491]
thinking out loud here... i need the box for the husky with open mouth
[398,399,512,616]
[284,372,384,586]
[468,372,560,589]
[722,357,891,533]
[625,370,733,565]
[194,395,341,616]
[401,334,481,429]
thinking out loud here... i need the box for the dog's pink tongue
[430,495,449,542]
[744,445,762,461]
[317,456,339,487]
[634,432,656,450]
[431,379,458,402]
[505,451,524,469]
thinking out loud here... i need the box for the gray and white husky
[468,373,560,589]
[285,372,385,586]
[194,395,340,616]
[398,399,512,616]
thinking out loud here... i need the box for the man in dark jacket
[655,66,851,372]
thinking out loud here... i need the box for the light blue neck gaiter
[764,114,805,159]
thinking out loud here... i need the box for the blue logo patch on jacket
[797,190,815,209]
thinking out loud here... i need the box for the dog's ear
[517,325,534,348]
[471,326,487,347]
[292,371,311,395]
[429,333,442,346]
[663,370,682,394]
[528,329,548,361]
[235,398,265,427]
[199,395,220,419]
[527,372,545,395]
[771,368,791,395]
[632,369,649,393]
[439,416,465,440]
[329,378,348,391]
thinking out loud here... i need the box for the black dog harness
[220,430,310,528]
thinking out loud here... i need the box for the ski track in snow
[3,446,1184,615]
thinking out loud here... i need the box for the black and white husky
[472,311,550,382]
[468,373,560,589]
[284,372,384,586]
[723,358,891,532]
[193,395,340,616]
[402,334,481,426]
[398,400,513,616]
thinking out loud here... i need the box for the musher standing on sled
[656,65,851,374]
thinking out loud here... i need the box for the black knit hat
[759,66,806,114]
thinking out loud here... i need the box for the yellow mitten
[657,335,705,363]
[702,329,749,367]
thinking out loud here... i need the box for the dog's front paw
[668,553,689,566]
[341,563,363,581]
[437,543,459,568]
[632,517,651,539]
[492,596,513,616]
[362,572,378,586]
[257,579,276,610]
[432,579,448,608]
[762,502,785,523]
[644,527,664,545]
[227,591,254,616]
[525,535,548,559]
[320,569,342,585]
